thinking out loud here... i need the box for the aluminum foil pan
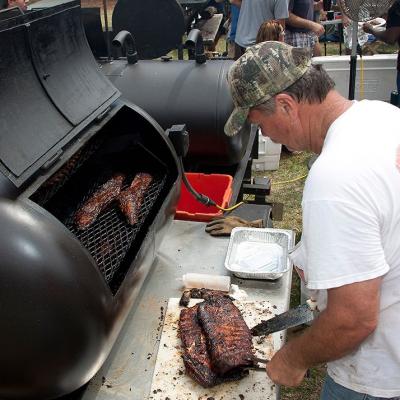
[224,227,292,280]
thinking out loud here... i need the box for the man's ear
[275,93,297,115]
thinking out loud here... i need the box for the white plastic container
[258,133,282,156]
[252,130,282,171]
[182,273,231,292]
[252,154,281,171]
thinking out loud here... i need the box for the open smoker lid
[0,1,119,186]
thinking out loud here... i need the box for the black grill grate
[64,172,166,285]
[33,138,171,293]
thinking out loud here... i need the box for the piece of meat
[42,149,83,188]
[179,305,218,387]
[189,288,227,301]
[118,173,153,225]
[179,290,191,307]
[75,173,125,230]
[197,296,254,375]
[179,288,228,307]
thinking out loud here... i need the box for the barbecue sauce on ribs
[179,305,219,387]
[75,173,125,230]
[118,173,153,225]
[198,296,254,375]
[179,294,253,387]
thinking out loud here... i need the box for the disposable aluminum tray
[224,227,293,280]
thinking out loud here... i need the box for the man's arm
[363,24,400,44]
[229,0,241,7]
[287,12,325,35]
[266,277,381,387]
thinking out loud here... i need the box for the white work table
[64,220,294,400]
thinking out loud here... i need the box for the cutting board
[149,298,278,400]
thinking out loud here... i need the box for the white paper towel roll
[182,273,231,292]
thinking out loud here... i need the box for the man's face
[248,96,306,151]
[8,0,27,11]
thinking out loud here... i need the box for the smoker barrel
[0,3,180,399]
[0,200,110,399]
[102,58,251,166]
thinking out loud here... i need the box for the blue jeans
[320,374,400,400]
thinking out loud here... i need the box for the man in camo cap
[220,41,400,400]
[224,41,312,137]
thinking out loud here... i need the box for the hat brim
[224,106,249,137]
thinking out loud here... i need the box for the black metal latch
[166,124,189,158]
[241,177,283,221]
[40,150,63,172]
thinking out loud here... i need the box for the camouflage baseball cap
[224,41,312,136]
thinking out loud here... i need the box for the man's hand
[266,344,308,387]
[311,21,325,36]
[362,22,374,34]
[265,277,381,387]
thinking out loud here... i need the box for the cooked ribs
[179,296,253,387]
[42,149,83,188]
[197,296,253,375]
[179,288,228,307]
[75,173,125,230]
[118,173,153,225]
[179,305,218,387]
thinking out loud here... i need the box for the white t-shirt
[290,100,400,397]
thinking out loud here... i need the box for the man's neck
[301,91,354,153]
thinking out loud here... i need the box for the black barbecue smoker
[0,2,181,399]
[81,0,250,168]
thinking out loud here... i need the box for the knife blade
[251,303,314,336]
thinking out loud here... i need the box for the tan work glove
[205,216,263,237]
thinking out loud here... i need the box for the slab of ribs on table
[179,290,255,388]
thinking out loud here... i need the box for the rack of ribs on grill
[179,295,253,387]
[75,173,125,230]
[118,172,153,225]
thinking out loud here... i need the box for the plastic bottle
[182,273,231,292]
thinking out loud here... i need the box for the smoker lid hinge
[95,106,112,122]
[40,150,63,172]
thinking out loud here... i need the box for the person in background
[285,0,324,56]
[256,19,285,43]
[363,0,400,93]
[227,3,241,59]
[231,0,289,57]
[224,40,400,400]
[0,0,28,11]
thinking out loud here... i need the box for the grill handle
[112,30,138,65]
